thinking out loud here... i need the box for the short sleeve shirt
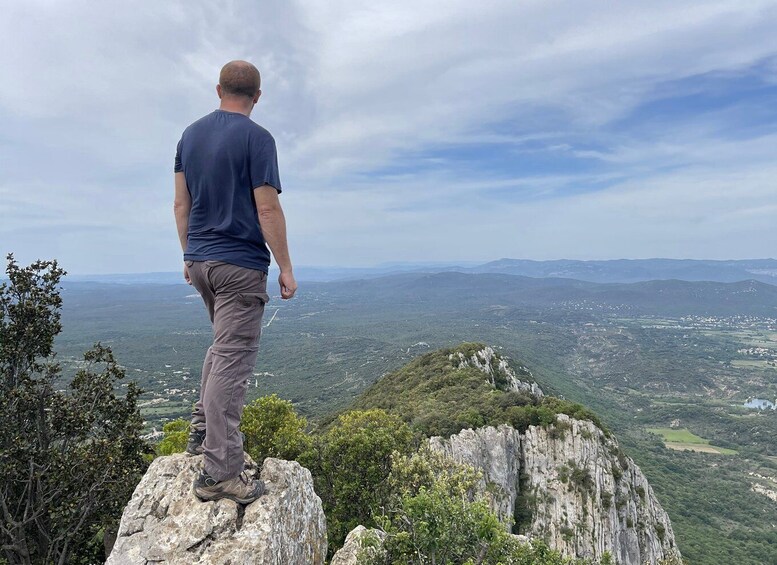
[174,110,282,272]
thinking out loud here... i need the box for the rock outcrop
[523,415,678,565]
[450,345,544,397]
[106,453,327,565]
[330,525,385,565]
[429,425,522,525]
[430,417,680,565]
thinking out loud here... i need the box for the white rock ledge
[106,453,327,565]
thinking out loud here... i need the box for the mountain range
[63,258,777,286]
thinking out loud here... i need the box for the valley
[53,272,777,565]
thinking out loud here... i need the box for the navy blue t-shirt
[174,110,282,272]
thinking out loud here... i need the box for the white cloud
[1,0,777,272]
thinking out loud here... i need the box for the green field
[647,427,738,455]
[731,359,777,370]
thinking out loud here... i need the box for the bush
[240,394,311,465]
[364,449,579,564]
[157,419,188,455]
[299,409,415,554]
[0,255,149,565]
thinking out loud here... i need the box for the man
[173,60,297,504]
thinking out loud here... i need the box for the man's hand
[279,271,297,299]
[184,263,192,285]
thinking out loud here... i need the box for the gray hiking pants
[186,260,269,482]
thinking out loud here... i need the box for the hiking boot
[193,469,265,504]
[186,429,246,456]
[186,428,206,455]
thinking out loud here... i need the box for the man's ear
[216,84,223,99]
[253,89,262,104]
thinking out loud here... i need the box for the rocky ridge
[429,346,679,565]
[111,345,679,565]
[335,345,679,565]
[106,453,326,565]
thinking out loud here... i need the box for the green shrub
[0,256,148,565]
[157,418,188,455]
[299,409,415,554]
[240,394,310,465]
[364,449,579,565]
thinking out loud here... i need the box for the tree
[0,255,149,565]
[300,409,415,554]
[240,394,311,465]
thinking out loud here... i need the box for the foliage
[0,255,149,565]
[240,394,311,465]
[386,447,483,502]
[157,418,188,455]
[352,344,606,438]
[362,448,580,565]
[299,409,415,554]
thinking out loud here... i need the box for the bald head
[219,60,261,99]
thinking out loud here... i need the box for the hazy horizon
[50,256,777,279]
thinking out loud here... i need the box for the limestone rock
[450,345,544,397]
[106,453,327,565]
[429,424,522,526]
[523,415,678,565]
[430,416,681,565]
[330,525,386,565]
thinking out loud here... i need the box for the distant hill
[61,258,777,286]
[464,258,777,286]
[306,271,777,317]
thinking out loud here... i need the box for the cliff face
[523,415,677,564]
[106,453,327,565]
[429,425,523,526]
[430,417,680,565]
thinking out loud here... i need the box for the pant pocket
[232,292,267,342]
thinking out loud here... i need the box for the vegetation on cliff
[350,343,605,437]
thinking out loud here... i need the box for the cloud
[1,0,777,272]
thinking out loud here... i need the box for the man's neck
[219,100,253,116]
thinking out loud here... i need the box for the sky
[2,0,777,274]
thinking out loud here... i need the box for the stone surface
[523,415,678,565]
[106,453,327,565]
[429,424,522,526]
[430,416,681,565]
[450,345,544,397]
[330,525,386,565]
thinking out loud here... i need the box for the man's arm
[254,185,297,299]
[174,172,192,284]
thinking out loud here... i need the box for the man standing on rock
[173,60,297,504]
